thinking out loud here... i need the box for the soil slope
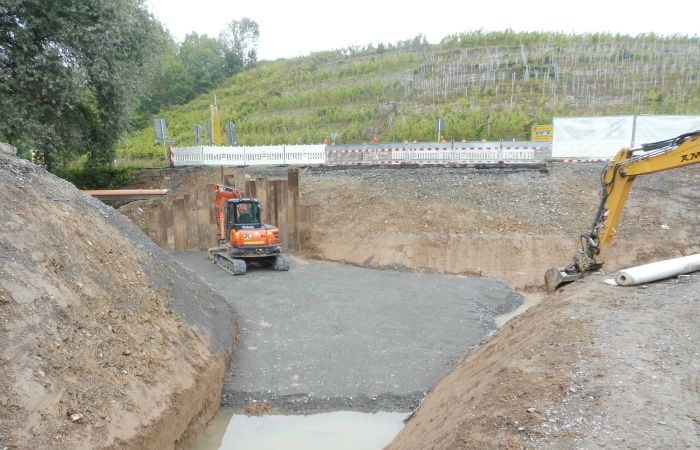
[0,154,236,449]
[387,273,700,449]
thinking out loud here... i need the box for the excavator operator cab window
[229,201,260,226]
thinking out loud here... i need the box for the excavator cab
[228,199,262,228]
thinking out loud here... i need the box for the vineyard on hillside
[122,31,700,161]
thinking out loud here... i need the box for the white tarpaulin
[633,115,700,147]
[552,115,700,159]
[552,116,634,159]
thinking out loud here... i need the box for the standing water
[495,293,544,328]
[188,409,407,450]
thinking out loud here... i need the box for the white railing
[170,142,548,167]
[171,145,326,167]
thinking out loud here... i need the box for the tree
[0,0,165,169]
[219,18,259,74]
[134,37,193,124]
[179,33,226,96]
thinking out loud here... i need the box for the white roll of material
[614,254,700,286]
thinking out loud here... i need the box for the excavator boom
[545,131,700,293]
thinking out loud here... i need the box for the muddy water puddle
[495,293,545,328]
[188,409,407,450]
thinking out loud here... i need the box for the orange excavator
[545,130,700,293]
[207,184,290,275]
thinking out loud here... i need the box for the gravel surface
[173,252,522,414]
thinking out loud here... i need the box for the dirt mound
[387,272,700,449]
[0,154,236,449]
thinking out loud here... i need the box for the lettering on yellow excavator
[680,151,700,162]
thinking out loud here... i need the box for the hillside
[123,31,700,161]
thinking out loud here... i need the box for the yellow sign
[531,125,553,142]
[211,103,221,146]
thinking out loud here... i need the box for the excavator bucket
[544,267,583,293]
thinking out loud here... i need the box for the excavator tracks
[271,254,290,271]
[212,253,290,275]
[213,253,247,276]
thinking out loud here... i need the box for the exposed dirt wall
[300,230,698,292]
[107,356,226,450]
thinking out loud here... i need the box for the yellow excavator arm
[545,130,700,293]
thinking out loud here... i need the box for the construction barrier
[170,146,204,165]
[170,145,326,167]
[170,141,547,167]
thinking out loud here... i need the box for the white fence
[170,145,326,166]
[170,142,547,167]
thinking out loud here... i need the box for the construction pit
[1,156,699,449]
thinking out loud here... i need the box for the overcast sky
[146,0,699,61]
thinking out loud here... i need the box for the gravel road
[173,252,523,414]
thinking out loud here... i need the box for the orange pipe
[83,189,169,200]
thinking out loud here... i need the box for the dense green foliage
[0,0,165,170]
[134,18,260,126]
[219,18,260,74]
[54,166,134,190]
[0,3,259,172]
[121,31,700,162]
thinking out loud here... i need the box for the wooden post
[275,180,289,248]
[184,194,199,250]
[244,179,257,199]
[163,203,175,251]
[268,179,278,229]
[148,207,164,248]
[207,184,218,247]
[298,205,311,250]
[196,187,212,249]
[287,169,299,250]
[256,177,269,223]
[173,198,186,251]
